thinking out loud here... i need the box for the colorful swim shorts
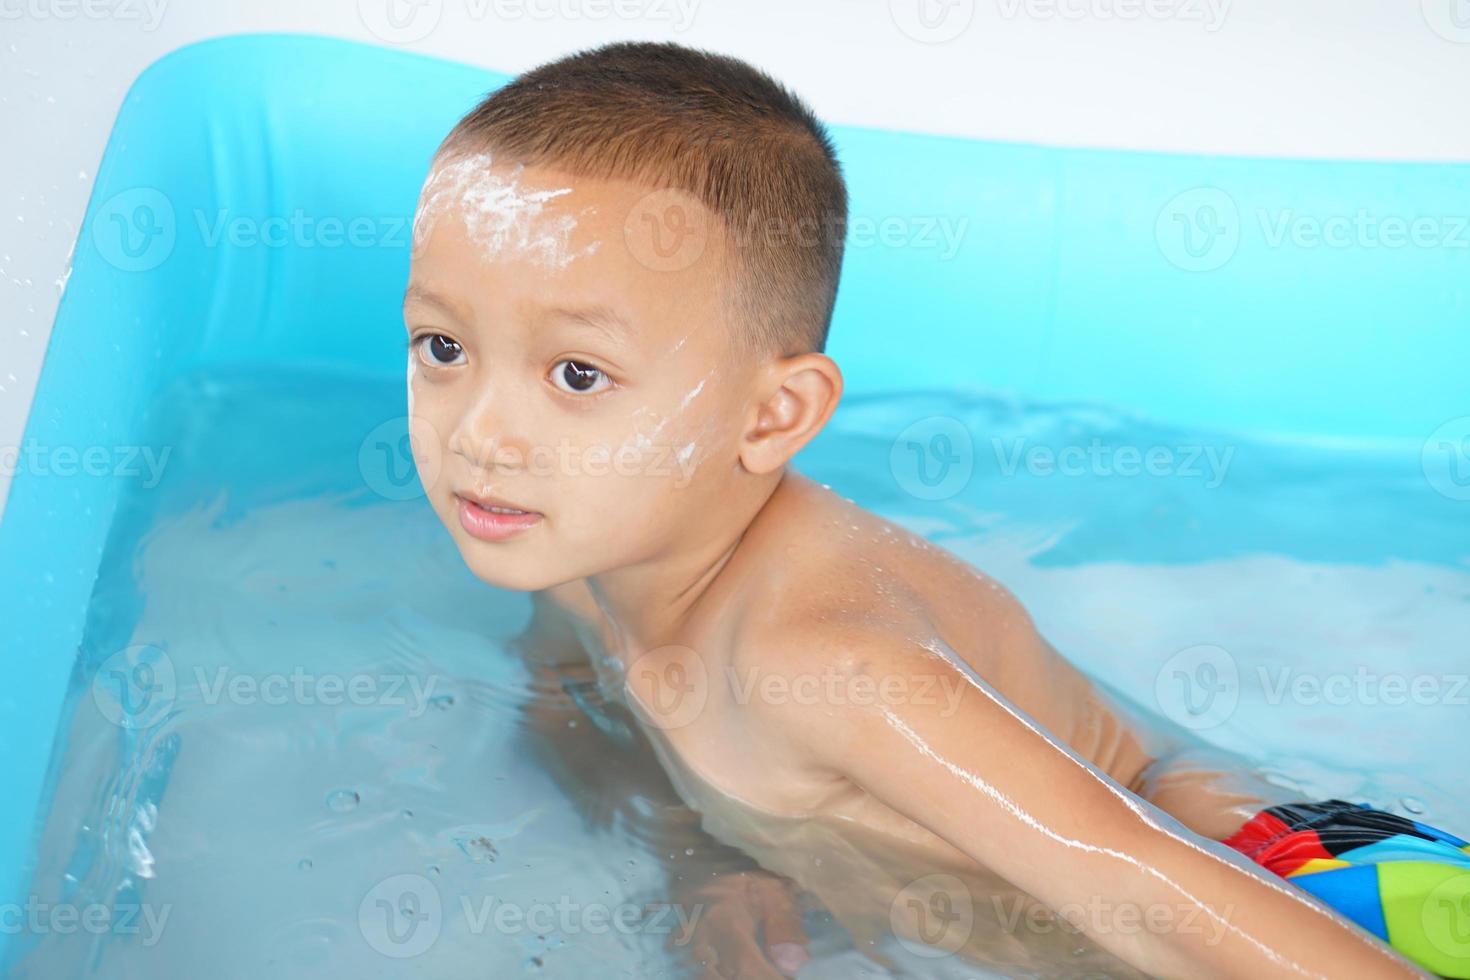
[1223,799,1470,978]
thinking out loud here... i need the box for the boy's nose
[448,424,533,473]
[447,393,532,473]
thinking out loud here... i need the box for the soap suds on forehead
[413,152,602,269]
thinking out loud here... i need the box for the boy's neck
[582,468,792,659]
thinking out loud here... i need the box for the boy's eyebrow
[404,287,635,342]
[542,303,636,342]
[402,284,472,321]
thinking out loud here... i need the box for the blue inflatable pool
[1,33,1466,963]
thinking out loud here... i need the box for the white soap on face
[413,152,601,270]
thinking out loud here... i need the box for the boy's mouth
[455,492,543,542]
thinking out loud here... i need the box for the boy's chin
[456,546,569,593]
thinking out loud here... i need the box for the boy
[404,41,1468,978]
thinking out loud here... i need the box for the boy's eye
[550,359,612,394]
[415,334,465,367]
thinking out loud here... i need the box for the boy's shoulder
[720,474,1036,702]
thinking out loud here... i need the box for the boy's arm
[756,627,1425,980]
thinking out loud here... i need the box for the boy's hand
[687,871,811,979]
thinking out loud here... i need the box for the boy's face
[404,153,750,591]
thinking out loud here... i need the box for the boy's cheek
[553,475,653,530]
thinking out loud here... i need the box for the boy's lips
[455,492,543,542]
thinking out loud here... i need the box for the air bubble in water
[326,789,360,813]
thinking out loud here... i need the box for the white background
[3,0,1469,511]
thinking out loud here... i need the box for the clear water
[9,369,1468,979]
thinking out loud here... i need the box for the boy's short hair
[438,41,848,355]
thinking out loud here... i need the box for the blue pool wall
[0,33,1466,955]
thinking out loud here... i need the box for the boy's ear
[739,353,844,475]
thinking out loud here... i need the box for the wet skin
[405,155,1426,979]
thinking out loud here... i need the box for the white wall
[3,0,1468,512]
